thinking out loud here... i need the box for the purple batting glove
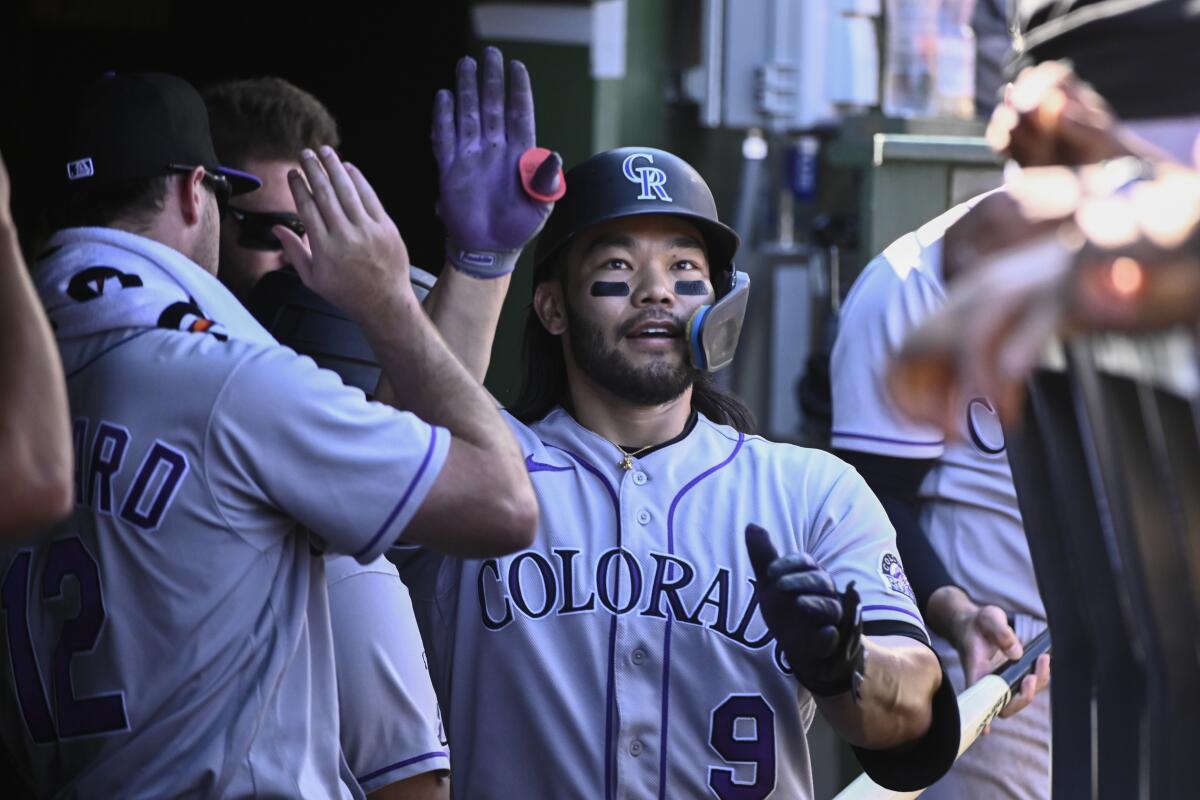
[433,47,563,279]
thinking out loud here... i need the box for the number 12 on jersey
[2,538,128,743]
[709,694,776,799]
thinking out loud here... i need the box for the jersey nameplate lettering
[72,416,189,531]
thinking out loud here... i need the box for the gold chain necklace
[615,442,655,471]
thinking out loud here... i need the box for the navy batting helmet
[532,147,740,294]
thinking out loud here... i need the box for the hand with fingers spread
[277,146,415,320]
[434,46,564,279]
[745,524,865,698]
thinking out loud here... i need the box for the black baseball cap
[57,72,261,194]
[1015,0,1200,120]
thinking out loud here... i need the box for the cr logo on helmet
[622,152,672,202]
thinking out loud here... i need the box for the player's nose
[631,263,675,307]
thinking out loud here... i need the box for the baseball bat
[832,629,1052,800]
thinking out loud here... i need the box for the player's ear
[533,280,567,336]
[177,166,208,227]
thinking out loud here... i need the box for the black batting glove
[745,523,866,698]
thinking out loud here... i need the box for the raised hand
[745,523,865,697]
[433,46,564,278]
[277,146,415,320]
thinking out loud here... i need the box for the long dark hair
[508,301,757,433]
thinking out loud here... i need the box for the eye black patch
[590,281,631,297]
[674,280,709,296]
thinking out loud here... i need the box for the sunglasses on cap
[167,163,232,214]
[225,206,306,251]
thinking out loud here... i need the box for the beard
[565,299,697,406]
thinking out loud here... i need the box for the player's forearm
[356,279,534,538]
[423,261,511,383]
[817,634,942,750]
[359,281,515,455]
[0,223,73,535]
[367,769,449,800]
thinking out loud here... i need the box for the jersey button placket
[636,509,651,525]
[629,739,643,757]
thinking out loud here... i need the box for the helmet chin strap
[687,270,750,372]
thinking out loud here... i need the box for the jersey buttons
[631,648,647,665]
[636,509,651,525]
[632,470,648,485]
[629,740,644,757]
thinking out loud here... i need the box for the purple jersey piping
[65,329,154,380]
[357,750,450,783]
[546,443,620,800]
[830,430,945,447]
[657,431,745,799]
[354,426,440,559]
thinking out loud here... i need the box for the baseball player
[830,197,1053,800]
[395,49,960,799]
[205,77,450,799]
[0,72,535,798]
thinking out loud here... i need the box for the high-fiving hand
[434,46,564,278]
[276,146,414,321]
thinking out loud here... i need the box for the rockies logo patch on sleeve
[879,553,916,602]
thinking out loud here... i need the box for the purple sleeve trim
[357,750,449,783]
[862,603,925,625]
[354,426,440,560]
[831,430,945,447]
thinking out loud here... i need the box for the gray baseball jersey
[400,408,927,799]
[327,554,449,794]
[830,199,1045,622]
[0,330,449,798]
[830,201,1051,799]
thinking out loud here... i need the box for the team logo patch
[879,553,915,601]
[66,266,143,301]
[622,152,672,202]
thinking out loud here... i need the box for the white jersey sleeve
[206,346,450,562]
[801,452,928,631]
[326,554,449,794]
[831,217,957,460]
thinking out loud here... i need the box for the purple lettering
[642,553,699,622]
[596,549,643,614]
[554,548,596,614]
[508,551,558,619]
[118,441,188,531]
[477,560,513,631]
[87,423,130,514]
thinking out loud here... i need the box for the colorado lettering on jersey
[72,416,189,531]
[476,547,795,674]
